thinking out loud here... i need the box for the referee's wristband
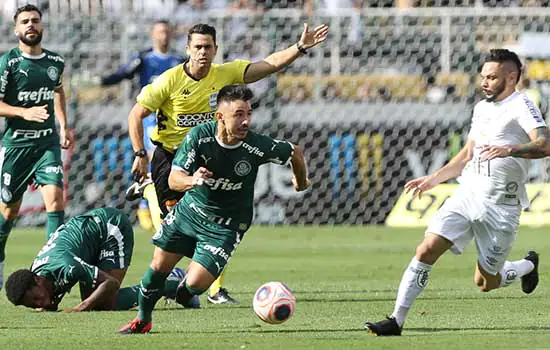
[296,42,308,55]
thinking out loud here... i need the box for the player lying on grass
[119,85,311,334]
[5,207,197,312]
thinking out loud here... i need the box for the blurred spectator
[377,86,392,102]
[225,0,261,42]
[321,81,343,101]
[353,81,373,102]
[173,0,210,47]
[518,77,548,120]
[319,0,364,45]
[227,35,271,104]
[425,75,447,104]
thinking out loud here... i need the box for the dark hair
[188,23,216,45]
[154,19,171,27]
[5,269,36,306]
[216,85,254,106]
[14,4,42,22]
[484,49,523,83]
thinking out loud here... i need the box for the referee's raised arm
[243,23,328,83]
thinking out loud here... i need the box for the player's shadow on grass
[0,326,55,330]
[409,325,550,333]
[298,294,546,303]
[185,328,364,335]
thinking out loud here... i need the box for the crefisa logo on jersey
[47,66,58,81]
[234,160,252,176]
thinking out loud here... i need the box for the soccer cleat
[521,251,539,294]
[118,318,152,334]
[168,268,200,309]
[364,316,402,336]
[0,261,4,290]
[207,288,240,305]
[125,176,153,201]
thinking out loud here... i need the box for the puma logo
[200,154,212,164]
[19,69,29,77]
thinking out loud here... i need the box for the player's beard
[20,30,43,46]
[484,80,506,102]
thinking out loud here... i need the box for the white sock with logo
[391,257,432,328]
[499,259,534,288]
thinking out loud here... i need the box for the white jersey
[458,91,547,209]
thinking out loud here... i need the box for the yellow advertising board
[386,183,550,227]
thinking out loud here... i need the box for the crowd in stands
[3,0,550,21]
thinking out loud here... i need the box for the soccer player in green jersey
[0,4,75,289]
[4,207,195,312]
[119,85,310,334]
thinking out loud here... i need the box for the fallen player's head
[5,269,53,309]
[216,85,254,140]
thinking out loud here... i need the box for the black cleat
[364,316,402,336]
[207,288,240,305]
[125,176,153,201]
[521,251,539,294]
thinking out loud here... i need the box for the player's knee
[479,278,499,292]
[0,205,20,221]
[415,244,438,265]
[184,274,209,293]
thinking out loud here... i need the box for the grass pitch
[1,225,549,349]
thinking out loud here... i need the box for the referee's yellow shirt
[137,59,250,152]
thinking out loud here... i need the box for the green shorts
[152,206,243,278]
[95,223,134,271]
[0,144,63,204]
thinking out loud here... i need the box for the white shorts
[426,189,521,275]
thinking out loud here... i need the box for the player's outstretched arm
[129,103,154,182]
[169,167,213,192]
[243,23,329,83]
[290,145,310,192]
[405,139,475,199]
[68,270,120,312]
[480,126,550,160]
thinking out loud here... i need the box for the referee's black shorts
[151,146,184,217]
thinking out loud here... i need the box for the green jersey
[30,208,134,305]
[0,48,64,147]
[172,121,294,232]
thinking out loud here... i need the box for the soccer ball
[253,281,296,324]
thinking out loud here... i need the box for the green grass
[1,225,550,349]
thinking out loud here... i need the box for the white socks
[391,257,432,327]
[499,259,534,288]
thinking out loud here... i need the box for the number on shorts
[3,173,10,186]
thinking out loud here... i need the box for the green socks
[46,211,64,239]
[0,215,14,262]
[137,267,169,322]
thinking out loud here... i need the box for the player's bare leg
[365,233,452,336]
[120,247,183,334]
[174,260,216,307]
[475,252,539,293]
[40,184,64,240]
[0,200,21,290]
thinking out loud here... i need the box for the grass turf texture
[1,225,549,349]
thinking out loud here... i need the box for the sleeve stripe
[171,165,190,175]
